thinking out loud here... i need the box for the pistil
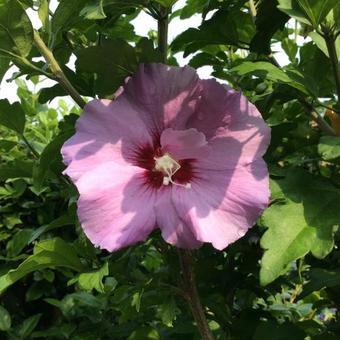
[154,153,191,189]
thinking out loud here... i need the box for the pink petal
[121,64,201,133]
[77,162,157,251]
[160,128,209,160]
[155,188,202,248]
[172,160,269,250]
[188,80,270,167]
[61,98,153,181]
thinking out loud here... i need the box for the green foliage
[0,0,33,57]
[260,170,339,285]
[0,0,340,338]
[0,100,26,134]
[318,136,340,161]
[278,0,339,28]
[0,306,11,331]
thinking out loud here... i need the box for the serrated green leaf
[172,9,254,56]
[180,0,209,19]
[0,238,84,294]
[77,262,109,293]
[0,305,11,331]
[278,0,338,27]
[158,298,178,327]
[296,0,338,27]
[231,61,308,94]
[76,39,137,96]
[0,100,25,134]
[0,0,33,57]
[260,170,339,285]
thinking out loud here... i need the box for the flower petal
[62,99,153,181]
[188,80,270,168]
[155,189,202,248]
[122,63,201,133]
[172,160,269,250]
[160,128,209,160]
[77,162,157,251]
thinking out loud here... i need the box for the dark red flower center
[133,144,194,189]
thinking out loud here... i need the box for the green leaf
[250,0,289,55]
[254,321,306,340]
[76,39,137,96]
[17,314,42,338]
[51,0,86,34]
[158,298,178,327]
[309,31,340,58]
[38,84,67,104]
[0,140,17,152]
[281,38,298,62]
[301,268,340,298]
[153,0,177,7]
[131,290,143,312]
[0,0,33,57]
[80,0,107,20]
[6,229,34,258]
[38,0,49,30]
[318,136,340,161]
[180,0,209,19]
[128,327,160,340]
[0,100,26,134]
[33,132,72,189]
[260,170,339,285]
[0,238,84,294]
[77,262,109,293]
[231,61,307,94]
[0,160,33,181]
[28,212,75,244]
[296,0,338,27]
[278,0,338,27]
[171,10,255,57]
[0,305,11,331]
[0,56,10,83]
[136,38,162,64]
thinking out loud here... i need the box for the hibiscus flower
[61,63,270,251]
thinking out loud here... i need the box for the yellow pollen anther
[154,153,191,189]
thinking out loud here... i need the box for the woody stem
[178,250,214,340]
[157,6,169,63]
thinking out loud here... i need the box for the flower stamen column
[156,4,214,339]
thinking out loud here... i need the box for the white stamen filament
[154,153,191,189]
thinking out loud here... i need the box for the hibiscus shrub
[0,0,340,339]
